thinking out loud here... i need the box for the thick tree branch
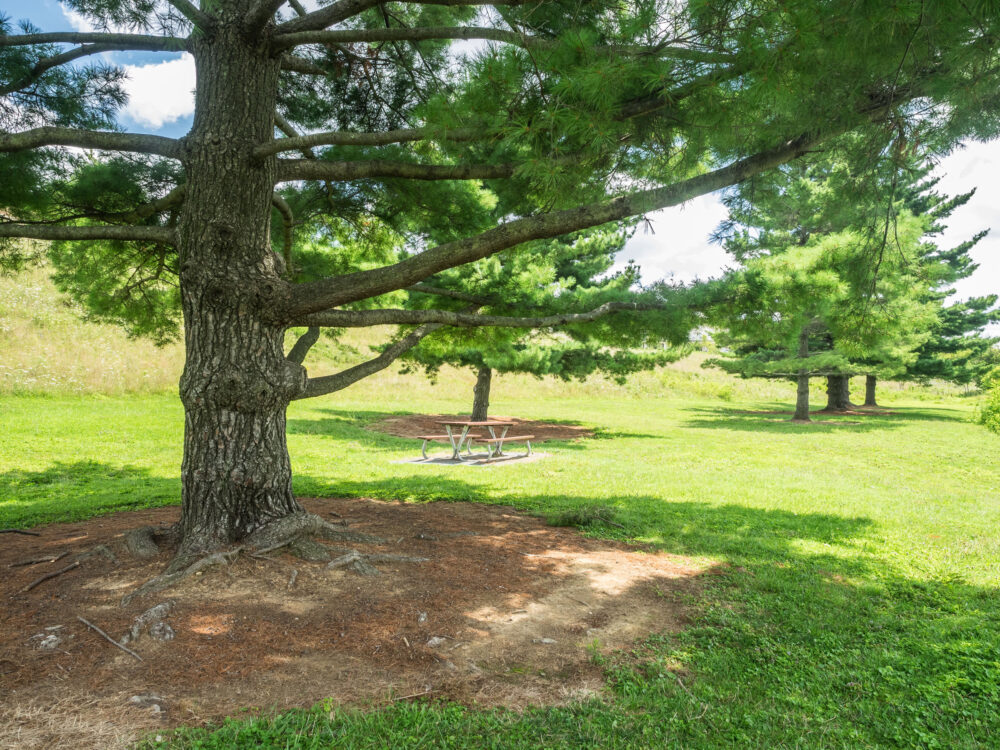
[280,54,332,76]
[274,25,535,51]
[0,33,187,52]
[246,0,290,32]
[276,158,514,182]
[165,0,214,31]
[275,1,520,36]
[0,127,182,158]
[0,223,175,244]
[273,0,382,35]
[294,323,443,399]
[1,44,117,96]
[274,25,732,62]
[120,185,187,223]
[256,126,480,158]
[295,301,660,328]
[286,326,320,365]
[285,133,822,317]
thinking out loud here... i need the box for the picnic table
[418,420,533,461]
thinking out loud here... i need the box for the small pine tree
[400,226,693,419]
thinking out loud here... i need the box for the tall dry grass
[0,265,964,404]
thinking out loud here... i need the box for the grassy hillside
[0,264,969,406]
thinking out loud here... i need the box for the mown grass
[3,268,999,747]
[3,387,999,748]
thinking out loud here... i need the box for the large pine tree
[706,149,947,419]
[2,0,999,571]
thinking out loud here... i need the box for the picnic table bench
[415,433,481,460]
[475,434,533,458]
[426,420,533,461]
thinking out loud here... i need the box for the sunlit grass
[3,267,999,748]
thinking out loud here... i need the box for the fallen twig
[9,551,68,568]
[21,561,80,593]
[0,529,41,536]
[76,616,143,662]
[394,689,435,702]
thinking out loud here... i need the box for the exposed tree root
[326,550,429,577]
[121,549,240,607]
[121,602,174,646]
[287,538,332,562]
[244,512,382,550]
[75,544,118,564]
[122,513,389,606]
[123,528,160,559]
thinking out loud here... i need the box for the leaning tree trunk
[174,17,303,558]
[793,327,811,422]
[824,375,853,412]
[864,375,878,407]
[471,365,492,421]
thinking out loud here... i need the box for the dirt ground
[369,414,595,442]
[0,498,708,749]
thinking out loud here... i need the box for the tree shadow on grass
[679,405,912,433]
[287,408,654,449]
[293,476,1000,747]
[0,460,179,528]
[6,460,998,747]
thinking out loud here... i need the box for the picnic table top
[436,419,516,427]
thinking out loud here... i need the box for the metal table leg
[445,424,470,460]
[487,425,511,457]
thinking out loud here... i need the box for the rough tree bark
[793,327,811,422]
[824,375,853,412]
[173,13,304,560]
[471,365,492,421]
[864,374,878,407]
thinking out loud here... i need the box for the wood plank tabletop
[436,420,515,427]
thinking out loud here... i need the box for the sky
[3,0,997,322]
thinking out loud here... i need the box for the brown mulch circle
[369,414,595,442]
[0,498,709,749]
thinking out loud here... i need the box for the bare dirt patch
[370,414,595,442]
[0,499,708,749]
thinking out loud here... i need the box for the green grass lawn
[3,389,999,748]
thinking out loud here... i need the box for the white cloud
[617,194,730,284]
[929,140,1000,307]
[121,55,196,129]
[60,4,96,33]
[60,3,132,34]
[619,142,1000,319]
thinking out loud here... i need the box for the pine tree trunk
[174,14,303,556]
[824,375,853,411]
[471,365,492,421]
[793,327,811,421]
[864,375,878,407]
